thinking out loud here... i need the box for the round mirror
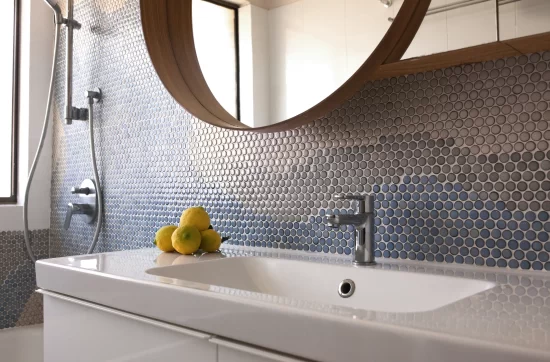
[141,0,430,132]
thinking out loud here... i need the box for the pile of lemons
[154,207,224,255]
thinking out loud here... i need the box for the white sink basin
[147,257,495,313]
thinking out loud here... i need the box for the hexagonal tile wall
[50,0,550,271]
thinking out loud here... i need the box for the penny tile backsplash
[50,0,550,271]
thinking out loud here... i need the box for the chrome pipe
[388,0,520,21]
[495,0,500,41]
[428,0,489,15]
[65,0,74,124]
[428,0,520,16]
[62,0,83,124]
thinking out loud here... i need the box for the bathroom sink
[146,257,495,313]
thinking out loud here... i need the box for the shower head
[43,0,62,22]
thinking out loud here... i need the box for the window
[192,0,240,120]
[0,0,19,203]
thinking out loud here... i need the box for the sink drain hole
[338,279,355,298]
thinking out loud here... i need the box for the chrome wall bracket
[69,106,89,121]
[67,89,102,121]
[86,88,103,104]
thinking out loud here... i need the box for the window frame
[202,0,241,121]
[0,0,20,204]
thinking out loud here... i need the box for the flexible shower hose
[23,23,103,262]
[86,96,103,254]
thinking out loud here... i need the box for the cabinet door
[394,0,499,59]
[42,291,217,362]
[213,337,309,362]
[499,0,550,40]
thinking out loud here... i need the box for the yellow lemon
[179,206,210,231]
[153,225,177,252]
[171,225,201,255]
[200,229,222,252]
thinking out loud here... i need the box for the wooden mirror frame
[141,0,431,133]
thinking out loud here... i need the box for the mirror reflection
[402,0,500,59]
[192,0,550,128]
[498,0,550,40]
[404,0,550,60]
[192,0,401,127]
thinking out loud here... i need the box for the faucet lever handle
[64,203,93,230]
[333,194,374,213]
[64,203,78,230]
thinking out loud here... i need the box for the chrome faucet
[64,179,98,230]
[326,194,376,266]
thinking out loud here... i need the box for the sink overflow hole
[338,279,355,298]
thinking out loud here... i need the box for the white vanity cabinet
[42,292,217,362]
[42,291,308,362]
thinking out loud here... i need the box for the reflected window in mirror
[192,0,240,120]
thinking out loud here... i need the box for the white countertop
[36,245,550,362]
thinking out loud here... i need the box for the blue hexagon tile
[49,0,550,272]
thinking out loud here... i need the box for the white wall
[0,0,53,231]
[242,0,396,124]
[345,0,394,75]
[239,5,270,127]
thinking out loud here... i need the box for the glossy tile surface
[50,0,550,271]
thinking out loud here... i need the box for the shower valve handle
[64,203,94,230]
